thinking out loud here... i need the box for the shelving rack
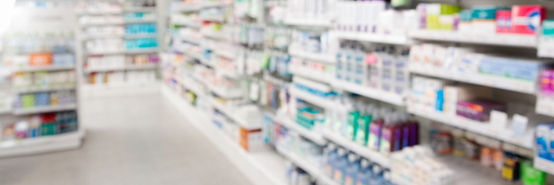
[0,4,84,158]
[75,0,160,96]
[161,0,554,184]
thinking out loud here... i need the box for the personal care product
[520,160,546,185]
[535,123,554,174]
[368,117,383,151]
[456,100,506,122]
[511,5,545,35]
[502,152,520,181]
[496,10,513,33]
[344,154,360,185]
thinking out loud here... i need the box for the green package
[356,115,372,146]
[347,111,360,141]
[521,161,546,185]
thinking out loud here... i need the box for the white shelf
[80,18,157,27]
[284,18,332,27]
[81,82,160,98]
[84,64,158,73]
[322,129,391,168]
[14,85,76,93]
[290,87,344,111]
[536,95,554,117]
[162,85,287,185]
[289,65,334,84]
[124,7,156,13]
[13,65,75,72]
[176,76,206,95]
[171,1,232,12]
[409,64,536,95]
[171,20,201,28]
[0,129,84,158]
[202,79,243,99]
[407,106,534,149]
[409,30,537,48]
[289,49,335,63]
[332,31,412,45]
[83,34,157,40]
[276,116,327,145]
[87,48,158,55]
[13,104,77,115]
[276,147,339,185]
[210,98,262,130]
[332,81,405,106]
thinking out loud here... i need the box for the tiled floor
[0,92,254,185]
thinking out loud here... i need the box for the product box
[540,69,554,95]
[511,5,546,35]
[496,10,513,33]
[521,161,546,185]
[479,56,542,82]
[30,53,53,66]
[535,123,554,175]
[456,100,506,122]
[542,20,554,37]
[239,127,263,152]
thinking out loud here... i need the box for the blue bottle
[344,154,361,185]
[368,165,382,185]
[356,159,372,185]
[324,144,338,178]
[333,149,348,184]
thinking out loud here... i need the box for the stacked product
[12,71,76,90]
[285,164,317,185]
[323,143,393,185]
[326,99,419,154]
[390,146,454,185]
[429,124,546,184]
[14,90,75,109]
[285,0,331,24]
[336,42,410,95]
[1,111,78,142]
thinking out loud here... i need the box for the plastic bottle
[14,121,29,139]
[368,110,383,151]
[356,159,372,185]
[368,165,383,185]
[324,144,338,177]
[356,104,373,146]
[333,148,348,184]
[344,154,361,185]
[380,114,396,154]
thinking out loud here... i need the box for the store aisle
[0,92,254,185]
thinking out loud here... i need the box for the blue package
[535,123,554,174]
[479,56,542,82]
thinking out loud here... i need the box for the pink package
[541,69,554,95]
[511,5,546,35]
[496,10,512,33]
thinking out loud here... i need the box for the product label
[334,169,343,183]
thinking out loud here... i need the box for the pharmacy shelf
[0,129,84,158]
[176,76,206,95]
[163,85,287,185]
[13,65,75,72]
[409,65,536,95]
[332,81,405,106]
[407,106,534,149]
[409,30,537,48]
[284,18,332,27]
[80,18,157,27]
[124,7,156,13]
[289,49,335,63]
[332,31,412,45]
[290,87,344,112]
[171,1,232,12]
[276,116,327,145]
[14,85,76,94]
[210,98,262,130]
[322,129,391,168]
[82,34,158,40]
[536,95,554,117]
[276,147,339,185]
[75,10,123,15]
[13,104,77,115]
[204,81,243,99]
[288,65,334,84]
[84,64,158,73]
[200,16,225,22]
[81,82,160,98]
[438,156,523,185]
[0,108,12,115]
[87,48,159,55]
[171,20,201,28]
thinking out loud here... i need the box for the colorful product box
[535,123,554,175]
[542,20,554,37]
[479,56,542,82]
[511,5,546,35]
[456,100,506,122]
[540,69,554,95]
[496,10,513,33]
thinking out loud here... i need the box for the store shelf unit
[0,129,85,158]
[409,30,537,48]
[290,86,344,112]
[209,98,262,130]
[0,4,84,158]
[276,116,327,145]
[289,49,335,63]
[332,81,405,106]
[407,107,534,149]
[409,65,537,95]
[276,147,339,185]
[322,129,391,168]
[77,2,160,91]
[332,31,412,45]
[163,85,287,185]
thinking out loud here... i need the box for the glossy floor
[0,92,253,185]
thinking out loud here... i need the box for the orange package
[29,53,53,66]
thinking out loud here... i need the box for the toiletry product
[511,5,545,35]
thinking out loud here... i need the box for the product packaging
[511,5,545,35]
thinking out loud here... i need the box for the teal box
[471,7,501,20]
[460,10,473,22]
[542,20,554,36]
